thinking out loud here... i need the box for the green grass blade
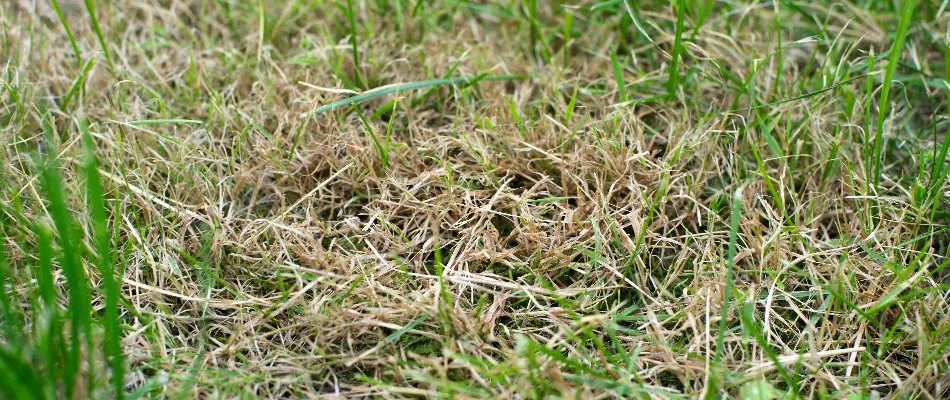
[667,0,686,96]
[564,85,578,126]
[126,119,203,126]
[354,106,389,169]
[49,0,84,67]
[524,0,551,63]
[709,189,743,396]
[622,0,655,45]
[39,155,93,399]
[863,52,876,195]
[342,0,364,88]
[33,225,57,307]
[872,0,916,189]
[690,0,715,39]
[561,11,573,65]
[611,48,626,101]
[82,119,124,399]
[82,0,115,71]
[927,41,950,213]
[62,56,97,110]
[738,302,797,395]
[0,346,45,399]
[729,74,868,113]
[301,74,529,117]
[34,223,67,397]
[0,214,22,344]
[526,196,574,204]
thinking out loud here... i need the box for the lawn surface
[1,0,949,398]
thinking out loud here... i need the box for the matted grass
[1,0,948,398]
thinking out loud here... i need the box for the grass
[81,0,114,72]
[871,0,916,192]
[1,0,948,398]
[0,122,117,398]
[667,0,686,96]
[301,74,529,116]
[49,0,83,68]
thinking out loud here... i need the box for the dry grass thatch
[1,0,948,398]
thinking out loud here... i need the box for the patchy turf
[1,0,948,398]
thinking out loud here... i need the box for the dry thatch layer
[1,0,948,398]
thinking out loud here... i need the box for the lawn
[1,0,948,398]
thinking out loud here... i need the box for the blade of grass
[622,0,655,45]
[526,196,574,203]
[925,41,950,216]
[49,0,84,67]
[61,56,97,110]
[33,225,57,308]
[0,213,22,345]
[728,74,868,113]
[301,74,529,117]
[871,0,916,190]
[690,0,715,39]
[0,347,45,399]
[561,11,573,65]
[342,0,364,88]
[524,0,551,63]
[667,0,686,96]
[256,0,265,64]
[769,1,784,101]
[34,222,66,398]
[82,119,124,399]
[708,189,743,397]
[346,314,428,366]
[354,106,389,170]
[40,154,93,399]
[126,119,204,126]
[737,302,798,396]
[563,84,578,127]
[611,47,627,102]
[82,0,115,72]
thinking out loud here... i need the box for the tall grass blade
[871,0,916,189]
[342,0,364,88]
[82,119,124,398]
[708,189,743,397]
[561,11,573,65]
[34,223,63,397]
[611,48,626,101]
[927,40,950,215]
[0,213,22,344]
[34,226,57,308]
[82,0,115,71]
[667,0,686,96]
[49,0,84,67]
[40,154,93,399]
[525,0,551,63]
